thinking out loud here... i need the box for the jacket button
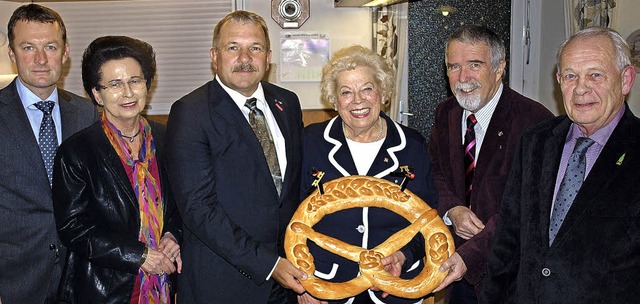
[541,268,551,277]
[356,225,365,233]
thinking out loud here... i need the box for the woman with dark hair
[52,36,181,303]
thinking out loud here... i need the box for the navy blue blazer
[301,113,438,303]
[165,80,303,304]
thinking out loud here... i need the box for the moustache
[232,63,258,72]
[454,81,482,92]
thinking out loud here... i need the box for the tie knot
[35,100,55,115]
[573,137,595,155]
[245,97,258,111]
[467,114,477,128]
[35,100,56,115]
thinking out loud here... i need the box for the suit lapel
[263,84,293,198]
[58,89,81,141]
[474,93,509,182]
[94,124,141,218]
[0,79,50,186]
[540,120,570,246]
[324,116,357,176]
[207,81,279,198]
[553,109,636,245]
[367,115,403,178]
[446,105,465,193]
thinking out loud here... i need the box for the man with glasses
[0,4,97,303]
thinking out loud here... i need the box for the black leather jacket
[52,120,182,303]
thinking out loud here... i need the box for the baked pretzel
[285,176,454,300]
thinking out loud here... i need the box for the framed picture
[627,30,640,72]
[564,0,618,36]
[279,32,330,82]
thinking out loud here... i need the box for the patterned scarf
[101,113,170,303]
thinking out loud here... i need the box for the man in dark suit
[165,10,307,303]
[481,26,640,303]
[429,25,552,303]
[0,4,97,303]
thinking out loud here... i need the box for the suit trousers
[450,280,478,304]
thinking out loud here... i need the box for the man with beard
[164,10,307,303]
[427,25,553,303]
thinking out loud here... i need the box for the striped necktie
[464,114,477,206]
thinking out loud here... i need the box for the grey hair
[556,26,631,72]
[445,25,506,72]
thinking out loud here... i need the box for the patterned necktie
[245,98,282,196]
[549,137,595,245]
[34,100,58,186]
[464,114,477,206]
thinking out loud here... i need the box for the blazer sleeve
[153,122,183,245]
[164,98,278,285]
[52,143,145,274]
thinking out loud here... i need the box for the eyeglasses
[97,77,146,93]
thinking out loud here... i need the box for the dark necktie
[549,137,595,245]
[244,98,282,196]
[463,114,477,206]
[34,100,58,186]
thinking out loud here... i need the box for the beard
[453,81,483,112]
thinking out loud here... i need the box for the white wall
[513,0,640,116]
[243,0,372,109]
[1,0,371,111]
[613,0,640,114]
[0,1,19,76]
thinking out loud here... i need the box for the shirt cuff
[443,211,452,226]
[266,256,280,281]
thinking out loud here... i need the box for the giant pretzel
[285,176,454,300]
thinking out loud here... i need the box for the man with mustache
[164,10,307,303]
[427,25,552,303]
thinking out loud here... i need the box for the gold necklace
[344,117,384,142]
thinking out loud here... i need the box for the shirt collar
[16,77,59,109]
[464,83,503,131]
[565,105,625,147]
[215,76,266,110]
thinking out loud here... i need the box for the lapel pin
[306,169,325,195]
[616,153,625,166]
[383,157,389,163]
[275,99,284,112]
[498,131,504,136]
